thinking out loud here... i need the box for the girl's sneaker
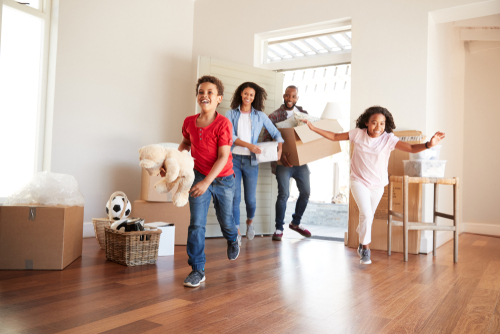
[357,244,362,258]
[237,234,242,246]
[360,249,372,264]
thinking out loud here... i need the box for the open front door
[196,56,284,238]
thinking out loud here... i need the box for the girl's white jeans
[350,180,385,245]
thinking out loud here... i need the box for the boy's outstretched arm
[301,119,349,141]
[395,131,445,153]
[189,145,231,198]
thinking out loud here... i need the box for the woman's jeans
[275,164,310,231]
[187,170,237,270]
[232,154,259,229]
[350,180,384,245]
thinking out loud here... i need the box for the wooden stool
[387,176,459,262]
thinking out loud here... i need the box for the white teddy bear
[138,144,195,207]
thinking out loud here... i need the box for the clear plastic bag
[5,171,85,207]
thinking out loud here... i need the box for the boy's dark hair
[230,82,268,111]
[355,106,396,133]
[196,76,224,96]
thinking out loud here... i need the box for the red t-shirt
[182,112,234,177]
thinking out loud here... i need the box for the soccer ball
[106,196,131,220]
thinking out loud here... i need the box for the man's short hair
[196,76,224,96]
[285,85,299,94]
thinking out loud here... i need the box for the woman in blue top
[226,82,284,243]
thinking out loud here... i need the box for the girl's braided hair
[355,106,396,133]
[230,82,268,112]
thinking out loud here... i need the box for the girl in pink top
[302,106,445,264]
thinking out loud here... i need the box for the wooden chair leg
[388,181,393,256]
[454,177,459,263]
[403,175,408,262]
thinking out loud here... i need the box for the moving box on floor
[140,168,174,202]
[347,130,424,254]
[0,205,84,270]
[133,200,189,245]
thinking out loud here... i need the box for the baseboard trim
[83,222,95,238]
[462,223,500,237]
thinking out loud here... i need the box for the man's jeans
[187,170,237,270]
[275,164,310,231]
[232,154,259,229]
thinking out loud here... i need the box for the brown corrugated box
[140,168,173,202]
[278,119,343,166]
[132,200,189,245]
[0,205,84,270]
[348,130,424,254]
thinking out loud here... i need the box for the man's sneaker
[360,249,372,264]
[237,234,242,246]
[357,244,362,258]
[183,270,205,288]
[246,224,255,240]
[289,223,312,238]
[227,239,240,260]
[272,229,283,241]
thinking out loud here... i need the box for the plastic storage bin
[403,160,447,178]
[409,145,442,161]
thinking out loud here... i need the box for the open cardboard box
[278,119,343,166]
[0,205,84,270]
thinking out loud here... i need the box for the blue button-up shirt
[225,106,284,165]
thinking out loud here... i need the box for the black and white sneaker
[360,249,372,264]
[227,239,240,260]
[183,269,205,287]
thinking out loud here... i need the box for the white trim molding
[462,222,500,237]
[83,222,95,238]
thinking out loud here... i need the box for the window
[0,0,52,200]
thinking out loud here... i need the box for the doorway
[279,64,351,241]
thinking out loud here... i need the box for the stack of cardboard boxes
[134,168,190,245]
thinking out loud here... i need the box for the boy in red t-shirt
[180,76,239,288]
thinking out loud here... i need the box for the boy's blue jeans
[187,169,237,271]
[275,164,310,231]
[232,154,259,229]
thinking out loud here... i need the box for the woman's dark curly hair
[355,106,396,133]
[230,82,268,112]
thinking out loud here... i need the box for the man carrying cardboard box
[263,86,312,241]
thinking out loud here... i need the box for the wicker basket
[93,191,131,250]
[105,227,162,266]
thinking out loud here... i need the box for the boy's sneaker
[272,229,283,241]
[227,239,240,260]
[246,224,255,240]
[289,223,312,238]
[237,234,242,246]
[360,249,372,264]
[357,244,362,258]
[183,270,205,288]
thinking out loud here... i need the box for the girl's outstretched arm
[301,119,349,141]
[395,131,445,153]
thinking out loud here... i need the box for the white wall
[422,20,465,252]
[192,0,485,132]
[50,0,194,222]
[462,47,500,232]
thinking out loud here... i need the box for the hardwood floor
[1,233,500,333]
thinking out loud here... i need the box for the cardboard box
[278,119,343,166]
[132,200,189,245]
[0,205,84,270]
[347,130,424,254]
[140,168,174,202]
